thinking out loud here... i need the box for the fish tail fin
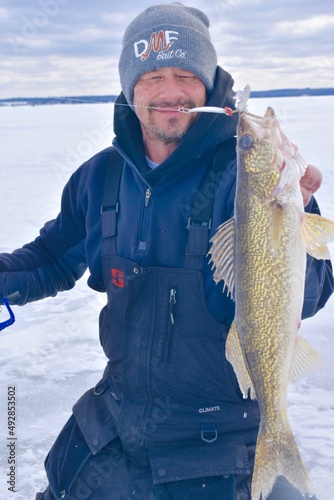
[251,423,314,500]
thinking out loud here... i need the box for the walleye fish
[208,96,334,500]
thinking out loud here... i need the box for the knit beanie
[118,2,218,105]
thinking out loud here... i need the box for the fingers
[300,165,323,206]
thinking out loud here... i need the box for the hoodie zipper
[139,187,152,251]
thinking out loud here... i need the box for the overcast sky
[1,0,333,99]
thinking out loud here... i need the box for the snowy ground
[0,97,333,499]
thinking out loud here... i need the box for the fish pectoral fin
[289,335,324,384]
[208,218,235,299]
[301,213,334,259]
[226,321,256,399]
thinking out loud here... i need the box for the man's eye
[144,76,161,83]
[140,74,161,82]
[178,75,197,82]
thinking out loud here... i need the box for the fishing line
[46,95,239,116]
[112,102,238,116]
[97,100,238,116]
[31,84,250,115]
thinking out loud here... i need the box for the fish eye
[239,134,253,150]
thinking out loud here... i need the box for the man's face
[133,67,206,145]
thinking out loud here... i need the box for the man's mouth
[148,101,195,114]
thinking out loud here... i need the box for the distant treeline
[251,88,334,98]
[0,95,118,106]
[1,88,334,106]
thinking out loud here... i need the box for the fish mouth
[237,106,308,198]
[238,107,276,131]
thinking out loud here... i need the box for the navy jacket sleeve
[302,196,334,319]
[0,170,88,305]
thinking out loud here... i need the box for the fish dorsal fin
[208,218,235,299]
[301,213,334,259]
[289,335,324,384]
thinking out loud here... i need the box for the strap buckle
[100,201,120,215]
[187,217,212,230]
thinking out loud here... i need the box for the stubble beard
[152,118,195,144]
[144,100,198,145]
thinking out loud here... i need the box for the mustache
[147,100,196,111]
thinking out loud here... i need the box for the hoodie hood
[112,65,238,185]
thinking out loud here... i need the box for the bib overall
[41,147,264,499]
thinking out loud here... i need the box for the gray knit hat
[118,2,218,105]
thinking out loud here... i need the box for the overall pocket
[72,385,119,456]
[149,433,250,485]
[149,268,243,408]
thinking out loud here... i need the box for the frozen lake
[0,96,333,499]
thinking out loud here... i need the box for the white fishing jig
[178,106,235,116]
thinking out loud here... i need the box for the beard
[143,99,198,145]
[153,118,193,143]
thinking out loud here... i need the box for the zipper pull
[169,288,176,325]
[145,188,152,207]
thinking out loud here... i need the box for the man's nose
[159,76,185,101]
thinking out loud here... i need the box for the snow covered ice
[0,97,333,499]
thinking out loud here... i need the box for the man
[0,3,331,499]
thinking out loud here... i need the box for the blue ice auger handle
[0,292,20,332]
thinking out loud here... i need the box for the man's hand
[300,165,322,206]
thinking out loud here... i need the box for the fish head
[237,107,307,201]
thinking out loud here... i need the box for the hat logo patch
[134,30,185,61]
